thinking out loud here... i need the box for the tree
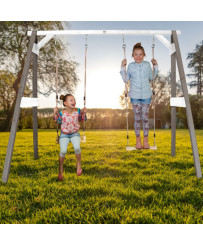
[0,70,16,114]
[0,70,31,130]
[177,95,203,129]
[187,41,203,95]
[0,21,79,131]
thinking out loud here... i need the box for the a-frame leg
[1,31,37,183]
[33,35,38,160]
[171,34,176,157]
[172,30,202,178]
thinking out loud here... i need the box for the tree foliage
[187,41,203,95]
[0,21,79,131]
[177,95,203,129]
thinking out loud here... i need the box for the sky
[37,21,203,109]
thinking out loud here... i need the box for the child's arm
[120,62,131,82]
[53,109,62,124]
[77,108,87,122]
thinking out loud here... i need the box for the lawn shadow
[165,161,193,170]
[80,165,129,178]
[12,164,38,177]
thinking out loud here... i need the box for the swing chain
[81,34,88,143]
[123,35,128,102]
[152,35,156,148]
[122,34,129,147]
[55,37,59,106]
[54,36,60,144]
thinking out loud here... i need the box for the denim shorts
[59,131,81,156]
[130,97,151,104]
[60,131,80,139]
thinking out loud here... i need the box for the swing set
[1,30,202,183]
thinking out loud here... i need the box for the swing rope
[122,35,129,147]
[152,36,156,148]
[55,38,60,144]
[82,35,88,142]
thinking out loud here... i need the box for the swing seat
[126,146,138,151]
[81,136,86,143]
[126,145,157,151]
[150,145,157,150]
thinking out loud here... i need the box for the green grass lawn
[0,129,203,223]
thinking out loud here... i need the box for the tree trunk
[200,64,202,95]
[2,70,22,131]
[2,97,16,131]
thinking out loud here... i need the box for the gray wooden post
[172,30,202,178]
[171,34,176,157]
[33,35,38,159]
[1,30,37,183]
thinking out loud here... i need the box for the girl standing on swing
[120,43,158,149]
[53,94,86,181]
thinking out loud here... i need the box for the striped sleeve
[53,110,63,124]
[77,108,87,122]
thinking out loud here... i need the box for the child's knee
[71,136,81,154]
[74,147,81,155]
[133,104,141,113]
[142,113,149,121]
[59,138,69,157]
[135,118,141,123]
[60,147,67,157]
[60,151,67,157]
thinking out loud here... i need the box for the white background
[0,0,203,245]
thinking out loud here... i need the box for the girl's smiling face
[132,49,145,64]
[64,96,76,109]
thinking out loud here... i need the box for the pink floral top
[53,108,86,135]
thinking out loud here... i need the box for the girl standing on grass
[120,43,158,149]
[53,94,86,181]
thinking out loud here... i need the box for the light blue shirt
[120,61,158,99]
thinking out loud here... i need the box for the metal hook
[152,35,155,48]
[122,34,126,48]
[85,34,88,48]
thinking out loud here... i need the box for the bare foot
[76,162,82,176]
[77,169,83,176]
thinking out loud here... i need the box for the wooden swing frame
[1,29,202,183]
